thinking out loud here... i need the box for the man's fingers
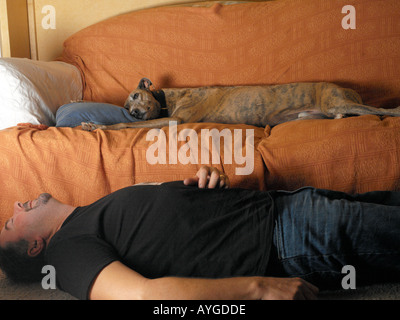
[183,176,199,186]
[220,174,230,189]
[184,166,230,189]
[197,166,211,188]
[208,168,221,189]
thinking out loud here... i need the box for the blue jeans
[267,187,400,289]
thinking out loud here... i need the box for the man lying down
[0,166,399,300]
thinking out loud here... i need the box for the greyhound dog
[81,78,400,130]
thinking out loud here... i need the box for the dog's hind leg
[297,110,332,120]
[327,103,400,118]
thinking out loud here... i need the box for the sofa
[0,0,399,299]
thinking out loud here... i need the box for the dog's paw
[81,122,99,131]
[334,114,344,119]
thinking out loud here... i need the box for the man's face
[0,193,52,247]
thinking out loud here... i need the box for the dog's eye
[133,93,139,100]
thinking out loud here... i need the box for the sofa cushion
[258,115,400,194]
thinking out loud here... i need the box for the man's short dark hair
[0,239,45,283]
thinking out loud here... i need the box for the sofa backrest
[60,0,400,108]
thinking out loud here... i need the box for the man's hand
[184,166,230,189]
[255,277,319,300]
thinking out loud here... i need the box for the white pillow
[0,58,82,130]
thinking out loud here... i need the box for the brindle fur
[81,79,400,131]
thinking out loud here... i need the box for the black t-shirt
[45,182,274,300]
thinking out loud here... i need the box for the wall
[0,0,9,57]
[31,0,212,61]
[0,0,31,58]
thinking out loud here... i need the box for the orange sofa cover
[61,0,400,109]
[259,115,400,194]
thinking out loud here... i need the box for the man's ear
[27,239,45,257]
[137,78,152,90]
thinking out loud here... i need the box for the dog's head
[124,78,161,120]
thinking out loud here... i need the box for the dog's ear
[137,78,152,90]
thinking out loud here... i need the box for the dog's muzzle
[130,108,147,120]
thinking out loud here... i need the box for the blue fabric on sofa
[56,102,140,127]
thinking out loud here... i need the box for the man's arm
[89,261,319,300]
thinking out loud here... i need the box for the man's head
[0,193,53,283]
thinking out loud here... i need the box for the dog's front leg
[123,117,183,129]
[81,117,183,131]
